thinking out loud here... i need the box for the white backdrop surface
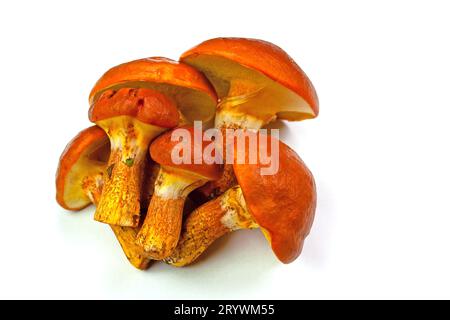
[0,0,449,299]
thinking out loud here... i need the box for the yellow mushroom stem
[207,83,265,197]
[204,79,287,198]
[136,167,208,260]
[94,116,165,227]
[110,225,152,270]
[213,78,269,130]
[164,186,259,267]
[82,172,152,270]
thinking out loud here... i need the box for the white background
[0,0,449,299]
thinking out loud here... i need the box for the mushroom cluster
[56,37,319,270]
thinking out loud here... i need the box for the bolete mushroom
[56,126,109,210]
[89,57,217,227]
[165,132,316,266]
[136,126,221,259]
[181,37,319,197]
[56,126,153,269]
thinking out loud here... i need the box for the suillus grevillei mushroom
[181,37,319,197]
[56,126,152,269]
[56,126,110,210]
[136,126,222,259]
[89,57,217,227]
[181,37,319,129]
[165,132,316,266]
[56,38,319,270]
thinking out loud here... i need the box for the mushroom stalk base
[136,167,207,260]
[110,226,152,270]
[94,117,164,227]
[165,186,258,267]
[87,180,152,270]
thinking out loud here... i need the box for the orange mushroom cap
[181,37,319,121]
[150,126,221,180]
[232,132,316,263]
[89,57,218,122]
[56,126,109,210]
[89,88,179,128]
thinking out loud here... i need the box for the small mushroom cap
[232,132,316,263]
[181,37,319,122]
[89,87,179,128]
[89,57,218,123]
[150,126,221,181]
[56,126,109,210]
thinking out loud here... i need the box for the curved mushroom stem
[136,167,207,259]
[164,186,258,267]
[94,116,165,227]
[110,225,152,270]
[84,176,152,270]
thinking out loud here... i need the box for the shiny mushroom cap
[89,87,179,128]
[150,126,221,180]
[89,57,218,123]
[181,37,319,124]
[56,126,109,210]
[232,132,316,263]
